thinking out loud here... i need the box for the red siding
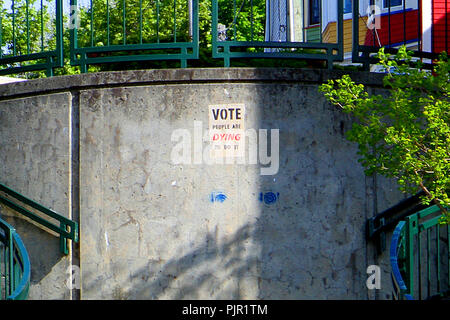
[364,10,419,47]
[433,0,450,53]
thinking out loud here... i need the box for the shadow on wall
[82,224,256,299]
[0,206,64,285]
[0,70,406,300]
[79,81,381,300]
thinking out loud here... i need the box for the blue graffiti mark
[259,192,279,205]
[210,191,227,203]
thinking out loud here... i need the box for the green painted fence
[69,0,199,71]
[211,0,344,68]
[0,218,30,300]
[0,0,346,75]
[0,0,63,76]
[0,182,79,300]
[391,205,450,300]
[0,0,446,76]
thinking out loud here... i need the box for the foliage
[217,0,265,42]
[0,0,291,75]
[319,46,450,223]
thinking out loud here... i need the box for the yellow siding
[322,17,368,54]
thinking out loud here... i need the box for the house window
[309,0,320,25]
[383,0,402,8]
[344,0,352,14]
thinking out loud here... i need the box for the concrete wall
[0,68,406,300]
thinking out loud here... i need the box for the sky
[2,0,91,14]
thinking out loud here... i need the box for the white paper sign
[209,103,245,159]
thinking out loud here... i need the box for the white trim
[289,0,295,41]
[343,12,353,20]
[422,0,433,53]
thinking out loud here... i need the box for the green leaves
[319,46,450,222]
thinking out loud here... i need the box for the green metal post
[173,0,177,42]
[91,0,94,46]
[55,0,63,68]
[352,0,361,66]
[333,0,344,70]
[250,0,253,41]
[0,218,31,300]
[107,0,110,46]
[156,0,160,43]
[60,222,68,255]
[3,242,6,298]
[233,0,237,40]
[0,8,2,58]
[26,0,30,54]
[123,0,126,45]
[8,229,13,296]
[319,0,322,43]
[448,225,450,289]
[40,0,44,51]
[12,0,15,56]
[192,0,199,58]
[436,226,440,293]
[0,242,2,299]
[405,214,417,297]
[139,0,143,44]
[211,0,218,58]
[46,57,53,77]
[426,228,431,297]
[70,0,78,62]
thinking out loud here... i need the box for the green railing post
[0,218,30,300]
[391,205,449,300]
[60,222,68,255]
[334,0,344,70]
[405,213,417,297]
[7,228,13,296]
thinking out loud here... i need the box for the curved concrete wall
[0,68,405,299]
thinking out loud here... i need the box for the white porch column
[422,0,433,53]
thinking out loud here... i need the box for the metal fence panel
[391,205,450,300]
[0,0,63,76]
[211,0,344,68]
[69,0,199,71]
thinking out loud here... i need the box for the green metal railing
[1,0,448,76]
[391,205,450,300]
[0,218,30,300]
[0,183,78,255]
[0,0,63,76]
[0,0,346,75]
[211,0,344,68]
[69,0,199,71]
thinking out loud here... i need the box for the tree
[319,46,450,223]
[0,0,293,74]
[0,0,56,78]
[72,0,266,69]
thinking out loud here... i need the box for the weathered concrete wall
[0,68,406,299]
[0,92,74,299]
